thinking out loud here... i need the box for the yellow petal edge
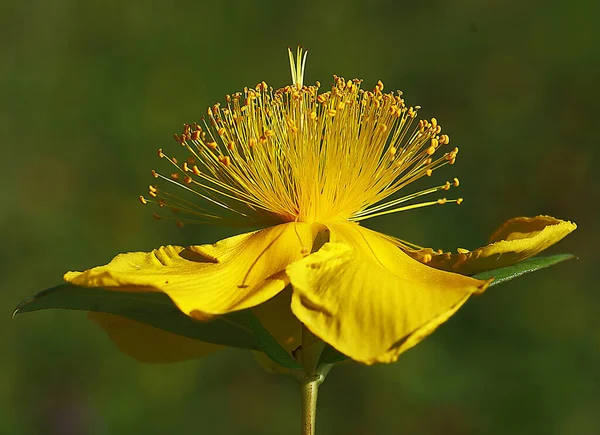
[64,222,319,319]
[287,222,490,365]
[404,216,576,275]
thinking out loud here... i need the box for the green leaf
[318,344,349,365]
[472,253,576,286]
[13,283,259,349]
[246,312,302,370]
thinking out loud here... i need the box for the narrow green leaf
[13,283,259,349]
[472,253,575,286]
[246,313,302,370]
[318,344,348,365]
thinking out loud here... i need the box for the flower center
[141,48,461,227]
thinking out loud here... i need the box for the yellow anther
[219,156,231,166]
[139,195,148,205]
[377,124,387,133]
[158,149,165,158]
[453,177,460,187]
[431,118,438,128]
[170,173,180,181]
[457,248,469,254]
[184,175,192,184]
[249,138,257,147]
[149,190,157,198]
[430,138,438,148]
[227,141,235,150]
[443,181,451,191]
[439,134,449,145]
[149,185,157,193]
[422,253,432,263]
[456,198,464,205]
[151,170,159,179]
[337,101,345,111]
[427,146,436,155]
[207,141,218,149]
[265,129,276,138]
[217,127,226,136]
[192,165,202,176]
[448,157,456,165]
[310,111,317,120]
[376,80,384,91]
[437,198,447,205]
[425,158,432,165]
[426,169,433,176]
[191,130,201,141]
[317,94,327,104]
[389,146,397,156]
[327,109,337,117]
[182,162,189,172]
[171,157,178,164]
[408,107,416,118]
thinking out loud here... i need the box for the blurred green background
[2,0,597,434]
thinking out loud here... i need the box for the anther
[183,162,189,172]
[453,178,460,187]
[427,146,436,155]
[192,165,201,176]
[430,138,438,148]
[456,198,464,205]
[389,146,397,156]
[431,118,438,128]
[158,149,165,158]
[249,138,257,147]
[457,248,469,254]
[265,129,276,138]
[149,185,157,193]
[191,130,201,141]
[423,253,432,263]
[151,170,159,178]
[207,141,218,149]
[327,109,337,117]
[139,195,148,205]
[217,127,226,136]
[310,111,317,120]
[443,181,451,191]
[219,156,231,166]
[170,173,180,181]
[378,124,388,133]
[184,176,192,184]
[437,198,447,204]
[426,169,433,176]
[227,141,235,150]
[337,101,345,111]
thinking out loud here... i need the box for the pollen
[143,47,463,225]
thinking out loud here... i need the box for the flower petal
[404,216,576,275]
[251,287,302,353]
[287,222,489,365]
[65,222,317,318]
[89,313,221,363]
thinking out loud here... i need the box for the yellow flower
[64,48,576,366]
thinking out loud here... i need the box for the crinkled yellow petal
[65,222,317,318]
[287,222,490,365]
[89,312,221,363]
[404,216,576,276]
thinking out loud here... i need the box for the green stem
[300,377,320,435]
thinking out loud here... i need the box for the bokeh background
[2,0,597,434]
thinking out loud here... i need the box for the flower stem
[300,377,320,435]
